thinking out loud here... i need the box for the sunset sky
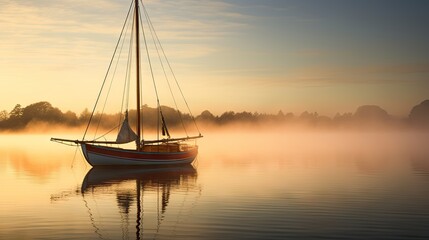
[1,0,428,117]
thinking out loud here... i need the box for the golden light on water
[1,127,429,238]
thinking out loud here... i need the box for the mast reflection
[81,164,198,239]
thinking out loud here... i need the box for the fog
[0,123,428,189]
[199,124,429,160]
[1,100,428,180]
[1,100,429,134]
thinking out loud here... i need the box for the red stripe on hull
[82,143,198,165]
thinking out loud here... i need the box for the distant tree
[219,111,235,124]
[21,101,63,124]
[9,104,23,119]
[4,104,25,128]
[3,99,428,131]
[198,110,216,122]
[333,112,353,127]
[235,111,254,122]
[296,111,315,126]
[79,108,91,123]
[316,115,332,126]
[353,105,390,122]
[409,99,429,127]
[63,111,79,125]
[160,105,190,127]
[284,112,294,120]
[351,105,394,128]
[0,110,9,129]
[299,111,318,122]
[0,110,8,121]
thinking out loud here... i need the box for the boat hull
[81,143,198,166]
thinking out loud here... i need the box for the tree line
[0,100,428,131]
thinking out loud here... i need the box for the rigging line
[119,210,126,240]
[83,1,134,141]
[138,6,164,139]
[142,4,189,137]
[82,193,105,239]
[93,123,122,141]
[157,104,160,141]
[94,8,133,140]
[171,183,191,235]
[71,145,79,169]
[118,20,135,132]
[97,2,135,137]
[138,6,159,107]
[125,22,135,112]
[153,181,166,239]
[142,4,201,135]
[118,10,136,130]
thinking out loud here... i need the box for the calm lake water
[1,128,429,239]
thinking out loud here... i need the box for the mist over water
[1,127,429,239]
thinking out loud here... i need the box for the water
[1,129,429,239]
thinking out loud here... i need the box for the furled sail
[116,112,138,144]
[161,112,171,138]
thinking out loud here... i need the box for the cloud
[210,62,429,89]
[0,0,126,68]
[279,63,429,87]
[0,0,246,68]
[361,64,429,75]
[142,0,248,46]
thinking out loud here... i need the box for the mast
[135,0,141,150]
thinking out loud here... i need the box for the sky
[0,0,428,117]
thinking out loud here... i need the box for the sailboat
[51,0,202,166]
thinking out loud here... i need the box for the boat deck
[142,143,196,152]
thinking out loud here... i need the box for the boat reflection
[81,164,197,193]
[81,164,199,240]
